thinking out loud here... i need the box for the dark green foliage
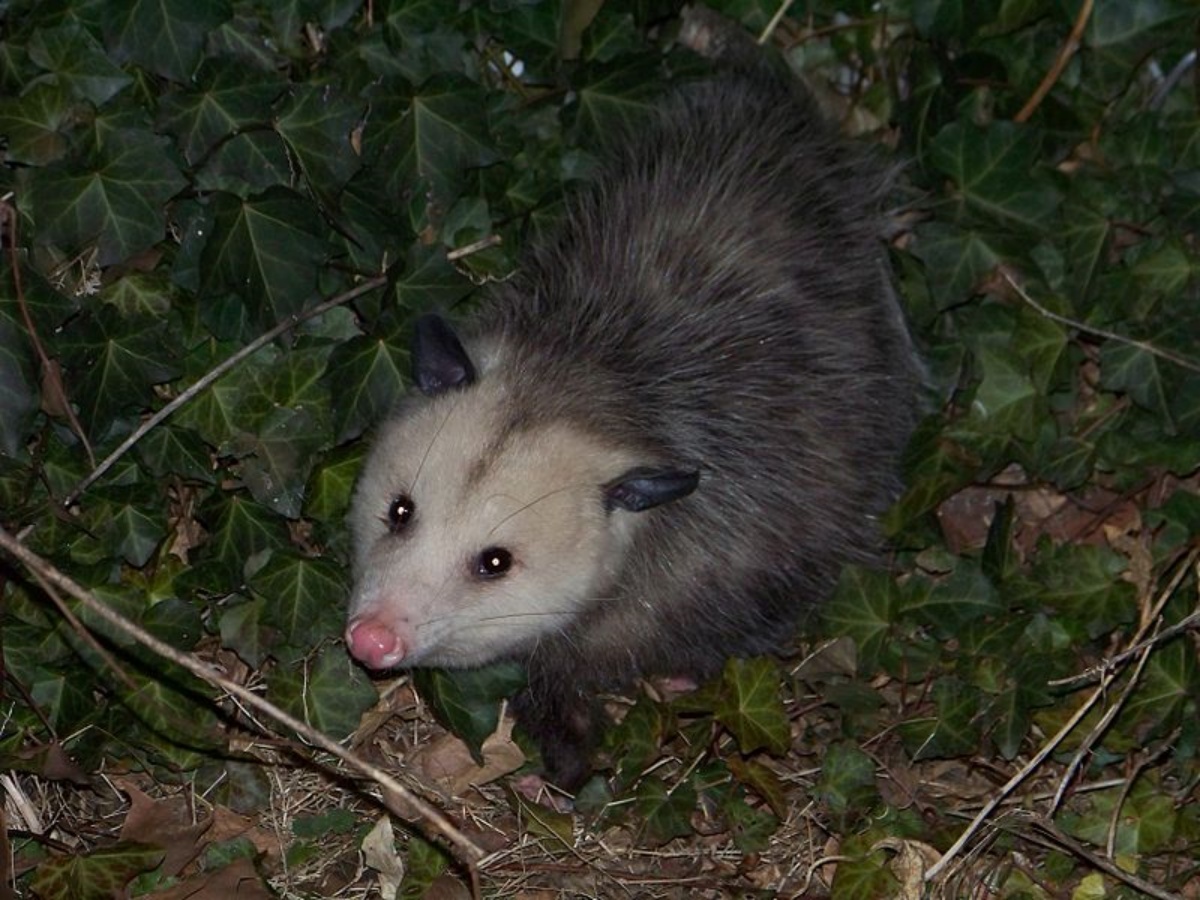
[1,0,1198,895]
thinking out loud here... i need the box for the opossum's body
[346,65,920,789]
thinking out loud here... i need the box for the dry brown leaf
[116,781,211,877]
[874,837,942,900]
[409,714,525,796]
[143,856,273,900]
[361,816,404,900]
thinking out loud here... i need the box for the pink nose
[345,616,408,670]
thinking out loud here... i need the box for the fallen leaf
[361,816,404,900]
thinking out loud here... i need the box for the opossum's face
[344,317,699,671]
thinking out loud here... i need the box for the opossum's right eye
[475,547,513,579]
[387,494,414,532]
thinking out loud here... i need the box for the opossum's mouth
[344,610,528,671]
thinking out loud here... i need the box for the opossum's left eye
[476,547,512,579]
[387,494,414,532]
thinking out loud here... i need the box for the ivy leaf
[249,552,348,657]
[899,678,982,760]
[27,23,132,106]
[572,56,664,141]
[413,663,527,763]
[323,334,407,443]
[968,343,1039,440]
[57,306,183,440]
[29,128,188,266]
[102,0,233,83]
[275,83,366,198]
[158,59,287,164]
[1100,341,1172,423]
[930,121,1062,231]
[713,657,790,757]
[0,318,39,458]
[218,596,271,668]
[199,188,330,326]
[0,82,84,165]
[235,405,331,519]
[198,492,291,584]
[633,776,696,846]
[269,646,377,737]
[29,842,166,900]
[825,567,900,673]
[912,221,1001,309]
[375,74,499,208]
[304,444,364,526]
[814,742,877,827]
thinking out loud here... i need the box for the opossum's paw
[648,674,699,699]
[511,773,574,813]
[510,686,599,794]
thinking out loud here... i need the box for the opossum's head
[345,315,699,670]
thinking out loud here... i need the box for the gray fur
[348,65,921,789]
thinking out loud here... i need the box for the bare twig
[1027,817,1183,900]
[0,524,486,870]
[2,197,96,467]
[1014,0,1094,123]
[926,549,1198,883]
[1003,271,1200,375]
[61,275,388,508]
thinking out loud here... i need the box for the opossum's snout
[345,614,412,670]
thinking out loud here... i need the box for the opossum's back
[484,68,916,464]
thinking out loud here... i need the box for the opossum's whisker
[486,482,587,535]
[411,393,462,495]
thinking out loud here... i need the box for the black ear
[411,314,476,396]
[604,466,700,513]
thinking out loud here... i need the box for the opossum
[345,58,921,790]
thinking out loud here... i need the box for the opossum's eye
[387,494,414,532]
[475,546,512,579]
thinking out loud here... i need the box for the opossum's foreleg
[512,664,601,793]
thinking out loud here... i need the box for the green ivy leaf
[413,663,527,763]
[0,82,83,165]
[199,188,330,326]
[27,23,132,105]
[249,552,348,656]
[814,742,877,826]
[714,657,790,757]
[29,128,187,265]
[102,0,232,83]
[374,74,499,209]
[29,842,166,900]
[930,121,1062,231]
[825,567,900,673]
[58,305,183,440]
[198,492,291,584]
[304,443,364,525]
[323,335,407,443]
[269,646,377,737]
[899,677,982,760]
[275,83,366,198]
[235,406,330,518]
[633,776,696,846]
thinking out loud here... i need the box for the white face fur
[346,379,643,669]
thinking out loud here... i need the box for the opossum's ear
[411,314,476,395]
[604,467,699,513]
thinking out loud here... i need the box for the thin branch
[1050,548,1198,689]
[926,548,1198,883]
[61,275,388,508]
[1027,817,1183,900]
[2,197,96,467]
[1003,270,1200,374]
[0,523,486,870]
[1014,0,1094,123]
